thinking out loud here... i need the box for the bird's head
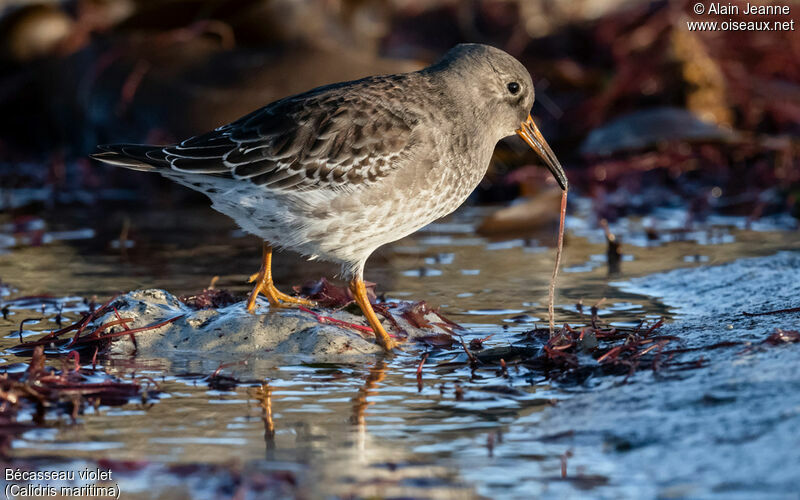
[430,44,568,191]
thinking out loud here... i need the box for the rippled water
[1,200,799,499]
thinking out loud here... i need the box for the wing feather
[152,74,423,191]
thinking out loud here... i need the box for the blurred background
[0,4,799,496]
[0,0,798,292]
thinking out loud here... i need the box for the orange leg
[246,242,315,312]
[349,278,398,351]
[351,359,386,426]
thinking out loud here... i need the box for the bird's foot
[364,323,400,352]
[246,271,315,312]
[367,322,400,352]
[348,278,400,352]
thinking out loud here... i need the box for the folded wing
[96,76,422,193]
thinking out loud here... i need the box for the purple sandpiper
[92,43,568,351]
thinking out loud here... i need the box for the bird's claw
[246,271,315,312]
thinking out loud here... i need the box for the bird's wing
[161,78,421,191]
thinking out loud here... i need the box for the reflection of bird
[91,43,567,351]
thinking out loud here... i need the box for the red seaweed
[469,334,494,350]
[742,306,800,317]
[297,305,376,336]
[416,353,428,392]
[763,329,800,345]
[295,278,358,308]
[0,345,158,455]
[179,288,236,310]
[10,298,184,354]
[293,287,460,346]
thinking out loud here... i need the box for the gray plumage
[92,44,539,279]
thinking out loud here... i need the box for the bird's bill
[516,114,568,191]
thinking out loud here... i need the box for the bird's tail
[90,144,170,172]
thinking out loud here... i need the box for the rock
[616,250,800,325]
[99,289,451,361]
[474,345,538,364]
[476,188,562,235]
[531,251,800,493]
[580,107,736,156]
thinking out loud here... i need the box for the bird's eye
[507,82,520,95]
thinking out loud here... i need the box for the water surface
[1,201,798,499]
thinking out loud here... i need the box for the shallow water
[1,200,799,499]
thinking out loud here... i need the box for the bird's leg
[349,278,398,351]
[246,242,315,312]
